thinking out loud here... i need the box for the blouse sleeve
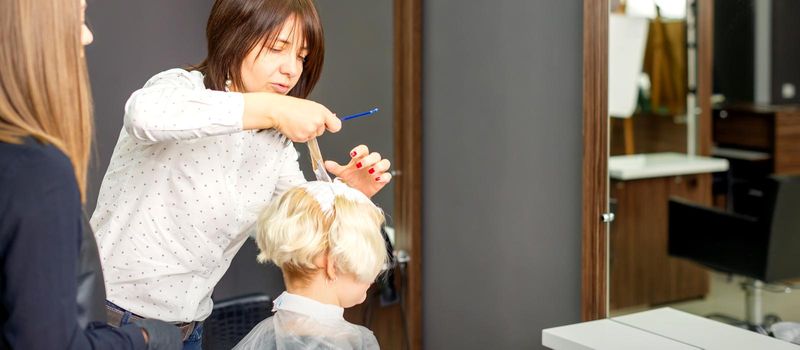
[124,68,245,143]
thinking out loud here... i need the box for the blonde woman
[0,0,180,348]
[233,181,387,349]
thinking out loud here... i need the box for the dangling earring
[224,75,232,92]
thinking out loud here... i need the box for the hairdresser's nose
[279,52,301,78]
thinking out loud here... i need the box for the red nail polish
[375,177,381,182]
[351,151,357,157]
[356,162,362,169]
[368,168,375,174]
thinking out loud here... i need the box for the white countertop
[609,152,729,180]
[542,318,697,350]
[542,308,800,350]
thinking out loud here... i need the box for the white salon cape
[233,292,379,350]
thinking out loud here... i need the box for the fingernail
[375,177,381,182]
[351,151,357,157]
[356,162,362,169]
[368,168,375,174]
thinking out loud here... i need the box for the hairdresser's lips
[270,83,291,94]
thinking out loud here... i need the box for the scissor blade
[307,138,333,182]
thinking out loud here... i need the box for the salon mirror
[85,1,419,349]
[606,0,800,334]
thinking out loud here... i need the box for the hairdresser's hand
[243,93,342,141]
[326,145,392,198]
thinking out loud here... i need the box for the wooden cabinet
[714,104,800,175]
[610,174,711,310]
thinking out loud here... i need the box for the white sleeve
[123,68,245,143]
[271,143,307,201]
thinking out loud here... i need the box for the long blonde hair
[0,0,93,202]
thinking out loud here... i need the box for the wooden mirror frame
[394,0,423,348]
[581,0,715,321]
[581,0,609,321]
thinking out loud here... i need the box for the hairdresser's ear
[324,252,337,281]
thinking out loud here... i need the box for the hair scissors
[307,138,332,182]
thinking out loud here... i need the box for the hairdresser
[0,0,181,349]
[90,0,392,348]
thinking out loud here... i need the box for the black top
[0,139,146,349]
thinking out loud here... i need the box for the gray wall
[308,0,394,219]
[85,0,213,213]
[84,1,394,301]
[422,1,584,349]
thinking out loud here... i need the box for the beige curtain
[643,17,687,116]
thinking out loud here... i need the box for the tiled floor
[611,271,800,323]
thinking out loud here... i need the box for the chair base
[706,313,781,335]
[704,278,783,336]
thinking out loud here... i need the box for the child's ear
[324,252,337,281]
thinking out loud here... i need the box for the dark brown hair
[194,0,324,98]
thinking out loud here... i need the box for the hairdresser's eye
[270,42,286,53]
[298,49,309,63]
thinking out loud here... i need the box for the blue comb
[340,108,379,121]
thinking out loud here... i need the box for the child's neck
[285,274,343,308]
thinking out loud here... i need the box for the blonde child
[234,181,387,349]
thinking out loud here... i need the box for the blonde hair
[0,0,93,202]
[256,183,387,283]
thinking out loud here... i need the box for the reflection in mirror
[609,0,692,156]
[215,1,412,348]
[607,0,800,341]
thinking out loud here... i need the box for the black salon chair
[202,293,272,350]
[669,175,800,334]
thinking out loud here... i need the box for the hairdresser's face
[80,0,93,46]
[240,16,307,95]
[336,273,374,308]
